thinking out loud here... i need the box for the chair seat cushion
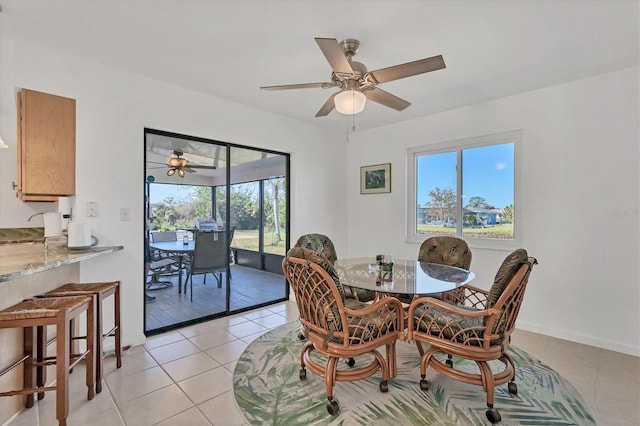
[346,307,400,344]
[413,304,487,346]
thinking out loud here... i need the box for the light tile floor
[6,300,640,425]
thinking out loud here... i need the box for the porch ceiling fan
[148,150,216,178]
[260,37,446,117]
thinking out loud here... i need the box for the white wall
[345,66,640,356]
[0,37,349,347]
[2,35,637,357]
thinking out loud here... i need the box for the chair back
[294,233,338,263]
[192,231,228,273]
[418,236,472,269]
[282,251,348,344]
[485,254,537,339]
[151,231,177,242]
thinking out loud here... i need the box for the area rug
[233,322,596,425]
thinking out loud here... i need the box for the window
[407,130,520,248]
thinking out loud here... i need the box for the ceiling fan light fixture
[167,168,176,176]
[177,168,185,178]
[334,89,366,115]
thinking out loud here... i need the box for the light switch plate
[120,207,130,221]
[86,201,99,217]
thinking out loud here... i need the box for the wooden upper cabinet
[17,89,76,202]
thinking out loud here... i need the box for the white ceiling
[1,0,638,132]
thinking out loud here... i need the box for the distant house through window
[407,130,520,247]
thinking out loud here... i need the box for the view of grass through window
[149,178,287,255]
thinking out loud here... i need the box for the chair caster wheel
[486,407,501,423]
[345,357,355,367]
[508,381,518,395]
[445,358,453,368]
[419,379,430,391]
[380,381,388,393]
[327,399,340,415]
[299,369,306,380]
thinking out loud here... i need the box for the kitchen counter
[0,243,124,282]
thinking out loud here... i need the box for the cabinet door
[18,89,76,201]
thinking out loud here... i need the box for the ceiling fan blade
[188,165,217,169]
[315,92,338,117]
[370,55,445,84]
[260,82,333,91]
[183,167,197,173]
[365,87,411,111]
[315,38,354,74]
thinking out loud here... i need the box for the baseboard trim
[517,320,639,357]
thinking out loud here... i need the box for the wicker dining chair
[407,249,537,424]
[294,233,376,303]
[282,248,404,415]
[418,236,472,303]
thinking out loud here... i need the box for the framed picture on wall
[360,163,391,194]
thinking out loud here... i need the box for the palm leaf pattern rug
[233,322,596,425]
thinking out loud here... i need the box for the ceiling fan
[260,37,445,117]
[149,150,216,178]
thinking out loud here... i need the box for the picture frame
[360,163,391,194]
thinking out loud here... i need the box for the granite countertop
[0,227,45,244]
[0,243,124,282]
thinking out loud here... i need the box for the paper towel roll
[57,197,71,215]
[57,197,71,230]
[44,212,62,237]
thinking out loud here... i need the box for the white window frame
[406,130,522,250]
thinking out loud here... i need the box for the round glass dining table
[334,257,475,296]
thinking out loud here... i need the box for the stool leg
[94,294,103,394]
[23,327,36,408]
[36,325,46,400]
[86,297,96,401]
[114,284,122,369]
[56,316,70,426]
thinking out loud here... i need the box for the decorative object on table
[360,163,391,194]
[282,250,405,415]
[407,249,537,424]
[233,321,595,425]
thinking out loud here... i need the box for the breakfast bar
[0,240,123,424]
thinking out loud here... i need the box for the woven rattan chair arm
[344,296,404,317]
[408,296,490,320]
[461,284,489,297]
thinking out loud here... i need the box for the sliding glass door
[144,129,289,335]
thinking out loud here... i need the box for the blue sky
[151,143,514,210]
[417,143,514,209]
[149,183,197,204]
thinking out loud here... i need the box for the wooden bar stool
[41,281,121,394]
[0,296,96,426]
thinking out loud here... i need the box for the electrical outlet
[120,207,130,221]
[86,201,99,217]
